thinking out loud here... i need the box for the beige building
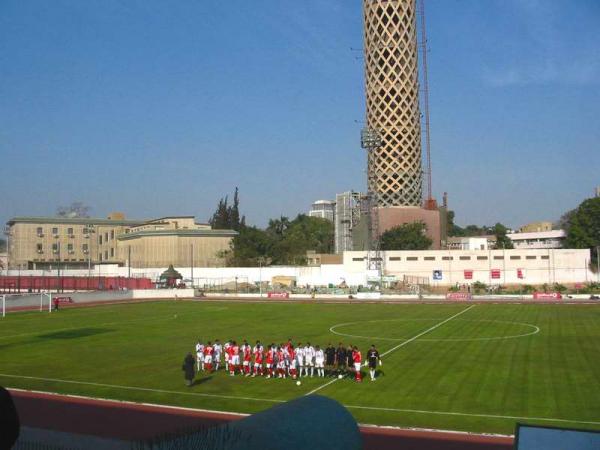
[6,214,236,270]
[518,221,553,233]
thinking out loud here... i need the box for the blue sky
[1,0,599,229]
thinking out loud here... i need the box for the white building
[507,230,565,250]
[447,236,489,251]
[308,200,335,222]
[344,248,592,286]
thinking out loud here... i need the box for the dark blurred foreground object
[0,386,20,449]
[133,395,361,450]
[182,352,195,387]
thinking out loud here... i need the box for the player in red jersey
[288,345,298,379]
[204,341,214,373]
[252,341,264,377]
[227,341,239,376]
[265,344,275,378]
[242,341,252,376]
[276,346,286,378]
[352,346,362,382]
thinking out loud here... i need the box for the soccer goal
[40,292,52,313]
[1,292,53,317]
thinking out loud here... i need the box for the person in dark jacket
[0,386,20,449]
[182,352,195,387]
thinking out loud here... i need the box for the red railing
[0,276,154,293]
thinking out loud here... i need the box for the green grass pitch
[1,300,599,434]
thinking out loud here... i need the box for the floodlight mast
[361,127,384,282]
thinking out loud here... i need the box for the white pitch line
[8,376,597,429]
[345,404,600,427]
[380,304,476,357]
[0,373,284,405]
[306,304,477,396]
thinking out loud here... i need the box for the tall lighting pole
[57,242,61,293]
[597,246,600,283]
[190,243,194,288]
[361,127,383,285]
[86,224,95,290]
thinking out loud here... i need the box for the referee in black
[335,343,346,377]
[366,344,382,381]
[325,343,336,376]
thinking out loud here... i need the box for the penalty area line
[306,304,477,396]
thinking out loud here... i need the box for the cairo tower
[363,0,423,207]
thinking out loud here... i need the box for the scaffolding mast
[419,0,433,204]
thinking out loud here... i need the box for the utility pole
[190,244,194,288]
[597,246,600,283]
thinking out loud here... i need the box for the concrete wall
[4,249,597,288]
[344,248,595,286]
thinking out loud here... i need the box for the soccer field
[1,300,599,435]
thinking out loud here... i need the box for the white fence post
[2,295,5,318]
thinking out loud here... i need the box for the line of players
[194,339,382,382]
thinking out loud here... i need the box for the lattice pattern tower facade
[363,0,423,206]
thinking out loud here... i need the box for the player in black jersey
[346,345,354,378]
[366,344,382,381]
[335,343,346,376]
[324,343,336,376]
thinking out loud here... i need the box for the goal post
[1,295,5,318]
[41,292,52,313]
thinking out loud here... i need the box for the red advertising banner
[491,269,501,279]
[446,292,472,300]
[464,270,473,280]
[533,292,562,300]
[267,292,290,299]
[517,268,524,279]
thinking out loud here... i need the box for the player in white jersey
[295,342,305,377]
[223,341,231,371]
[314,345,325,377]
[304,343,315,377]
[195,341,205,372]
[213,339,223,371]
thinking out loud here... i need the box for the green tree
[380,222,432,250]
[492,223,514,249]
[226,226,273,266]
[209,187,245,231]
[447,210,465,237]
[463,224,488,236]
[269,215,334,265]
[56,201,91,218]
[564,197,600,270]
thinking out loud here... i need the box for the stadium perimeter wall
[3,249,596,287]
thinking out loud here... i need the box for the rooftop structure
[507,230,566,250]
